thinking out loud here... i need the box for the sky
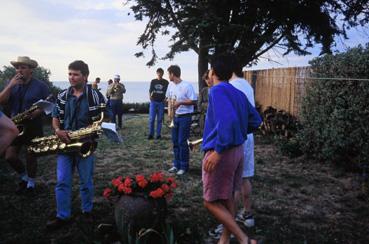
[0,0,368,82]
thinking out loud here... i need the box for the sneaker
[176,169,186,176]
[15,180,28,194]
[46,217,71,231]
[147,135,154,140]
[155,135,161,140]
[208,224,223,239]
[236,211,255,227]
[168,167,178,173]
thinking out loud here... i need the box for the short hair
[210,55,233,81]
[156,68,164,74]
[95,77,101,81]
[229,55,243,77]
[167,65,181,78]
[68,60,89,76]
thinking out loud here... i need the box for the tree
[126,0,369,89]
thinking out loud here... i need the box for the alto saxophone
[27,104,106,158]
[12,95,54,135]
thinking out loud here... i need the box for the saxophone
[27,104,106,158]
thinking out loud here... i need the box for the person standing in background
[106,74,126,129]
[198,70,211,132]
[92,77,100,90]
[148,68,169,140]
[166,65,197,176]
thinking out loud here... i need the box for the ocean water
[53,81,198,103]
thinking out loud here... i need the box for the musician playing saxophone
[0,56,50,194]
[47,60,110,230]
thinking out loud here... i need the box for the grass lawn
[0,114,368,243]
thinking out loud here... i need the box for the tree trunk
[197,37,209,92]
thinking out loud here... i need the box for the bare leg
[241,179,252,212]
[204,199,248,244]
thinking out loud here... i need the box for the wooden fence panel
[244,66,311,117]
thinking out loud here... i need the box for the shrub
[298,44,369,167]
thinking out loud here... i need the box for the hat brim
[10,61,38,69]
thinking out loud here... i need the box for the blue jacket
[202,82,262,153]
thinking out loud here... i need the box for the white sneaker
[176,169,186,175]
[236,211,255,227]
[208,224,223,239]
[168,167,178,173]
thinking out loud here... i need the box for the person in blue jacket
[201,55,262,244]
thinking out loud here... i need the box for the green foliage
[298,44,369,166]
[277,137,303,159]
[0,65,61,96]
[127,0,369,83]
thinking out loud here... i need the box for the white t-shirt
[166,82,176,98]
[171,80,197,115]
[229,77,255,107]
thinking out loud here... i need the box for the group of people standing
[0,54,262,243]
[147,55,263,243]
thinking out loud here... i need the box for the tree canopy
[126,0,369,86]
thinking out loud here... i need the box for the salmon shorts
[202,145,244,202]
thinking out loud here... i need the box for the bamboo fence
[244,66,311,117]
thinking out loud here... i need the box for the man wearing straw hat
[0,56,50,194]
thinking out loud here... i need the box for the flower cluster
[103,172,177,200]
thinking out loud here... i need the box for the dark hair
[229,55,243,77]
[167,65,181,77]
[156,68,164,74]
[95,77,101,81]
[68,60,89,76]
[210,55,233,81]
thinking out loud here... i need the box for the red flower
[167,177,175,184]
[135,175,145,182]
[123,186,132,194]
[103,188,112,199]
[118,183,127,193]
[150,172,164,182]
[124,177,132,187]
[149,188,165,198]
[112,176,123,187]
[161,184,170,192]
[137,178,148,188]
[170,182,177,189]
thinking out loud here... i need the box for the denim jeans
[55,154,95,219]
[148,101,165,137]
[171,115,192,171]
[110,99,123,128]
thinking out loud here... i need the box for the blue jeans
[55,154,95,219]
[111,99,123,128]
[148,101,165,137]
[171,115,192,171]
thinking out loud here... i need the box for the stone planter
[114,194,167,240]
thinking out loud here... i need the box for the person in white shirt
[229,57,256,228]
[166,65,197,176]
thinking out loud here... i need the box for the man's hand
[55,129,71,143]
[9,73,24,87]
[203,151,222,172]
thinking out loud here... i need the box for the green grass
[0,114,368,243]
